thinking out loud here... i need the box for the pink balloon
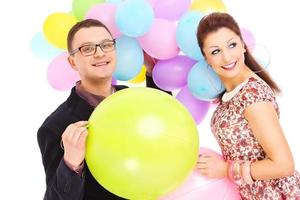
[138,18,179,60]
[147,0,158,7]
[47,52,80,91]
[153,55,196,91]
[241,27,255,52]
[176,86,210,124]
[85,3,122,38]
[199,147,223,159]
[161,147,241,200]
[154,0,191,21]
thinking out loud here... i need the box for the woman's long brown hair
[197,12,281,94]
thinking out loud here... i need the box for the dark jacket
[37,76,169,200]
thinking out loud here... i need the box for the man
[37,19,166,200]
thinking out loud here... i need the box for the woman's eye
[211,49,220,55]
[229,42,237,48]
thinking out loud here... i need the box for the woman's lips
[221,61,236,70]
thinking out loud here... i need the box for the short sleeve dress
[211,77,300,200]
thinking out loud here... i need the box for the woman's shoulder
[237,76,277,110]
[241,76,274,97]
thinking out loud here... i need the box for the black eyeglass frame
[70,39,116,56]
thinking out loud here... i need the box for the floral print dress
[211,77,300,200]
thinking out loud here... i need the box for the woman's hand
[62,121,89,169]
[197,154,228,179]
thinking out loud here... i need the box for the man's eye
[102,43,113,49]
[102,42,114,50]
[82,46,95,52]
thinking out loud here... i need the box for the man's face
[68,27,116,83]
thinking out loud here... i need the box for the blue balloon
[114,36,144,80]
[30,32,62,61]
[116,0,154,37]
[187,60,225,101]
[176,11,205,61]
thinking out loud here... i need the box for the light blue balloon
[116,0,154,37]
[256,57,269,69]
[252,45,270,69]
[114,36,144,80]
[188,60,225,101]
[30,32,62,61]
[176,11,205,61]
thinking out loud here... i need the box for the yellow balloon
[129,65,146,83]
[190,0,227,13]
[43,13,78,49]
[87,88,199,199]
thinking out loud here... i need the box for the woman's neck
[221,66,255,92]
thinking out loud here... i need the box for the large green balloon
[72,0,106,20]
[86,88,199,199]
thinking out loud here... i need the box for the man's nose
[94,45,104,57]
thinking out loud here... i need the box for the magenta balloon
[176,86,210,124]
[47,52,80,91]
[85,3,122,38]
[154,0,191,21]
[160,147,241,200]
[241,27,255,52]
[153,55,196,91]
[138,18,179,60]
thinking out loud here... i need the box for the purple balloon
[176,86,210,124]
[112,77,117,85]
[154,0,191,21]
[153,55,196,91]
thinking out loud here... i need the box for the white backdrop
[0,0,299,199]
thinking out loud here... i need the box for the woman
[196,12,300,199]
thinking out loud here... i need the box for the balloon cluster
[30,1,257,199]
[31,0,268,125]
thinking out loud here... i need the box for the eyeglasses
[70,39,116,56]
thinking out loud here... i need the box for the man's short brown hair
[67,19,113,53]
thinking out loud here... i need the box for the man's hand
[62,121,88,169]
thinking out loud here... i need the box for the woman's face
[202,27,246,80]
